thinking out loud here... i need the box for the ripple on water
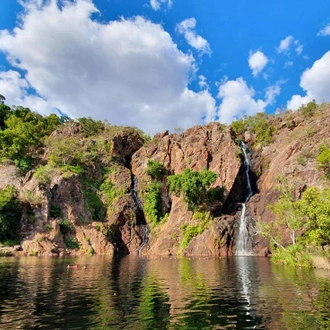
[0,256,330,329]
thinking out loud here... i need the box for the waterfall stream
[236,142,254,256]
[131,176,149,255]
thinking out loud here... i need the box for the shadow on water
[0,256,330,329]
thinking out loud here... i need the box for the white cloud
[248,51,268,77]
[277,35,303,55]
[318,24,330,36]
[150,0,172,11]
[278,36,294,53]
[0,0,216,134]
[287,51,330,110]
[217,78,266,123]
[285,61,294,68]
[176,18,211,55]
[265,84,281,105]
[198,75,209,90]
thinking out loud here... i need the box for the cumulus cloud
[248,51,268,77]
[217,78,281,123]
[150,0,172,11]
[318,24,330,36]
[287,51,330,110]
[217,78,266,123]
[0,0,216,134]
[176,18,211,55]
[277,35,303,55]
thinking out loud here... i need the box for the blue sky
[0,0,330,134]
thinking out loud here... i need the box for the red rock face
[131,122,242,256]
[248,110,330,254]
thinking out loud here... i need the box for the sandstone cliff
[1,103,330,258]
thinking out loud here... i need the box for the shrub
[317,143,330,179]
[168,169,217,209]
[44,223,52,231]
[146,160,166,181]
[0,185,22,243]
[65,237,80,250]
[144,182,162,225]
[50,205,62,218]
[34,165,54,185]
[59,219,73,235]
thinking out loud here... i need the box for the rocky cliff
[1,103,330,257]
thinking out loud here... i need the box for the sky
[0,0,330,134]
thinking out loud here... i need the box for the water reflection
[0,256,330,329]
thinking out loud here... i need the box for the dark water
[0,256,330,329]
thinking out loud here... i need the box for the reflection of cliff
[1,256,330,329]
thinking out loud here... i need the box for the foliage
[146,160,166,181]
[317,143,330,179]
[44,223,52,231]
[0,186,22,243]
[297,99,317,117]
[83,184,104,221]
[59,219,73,235]
[65,237,80,249]
[20,189,43,206]
[271,244,312,267]
[78,117,104,137]
[296,187,330,246]
[267,178,302,247]
[181,225,199,249]
[207,186,225,202]
[34,165,55,186]
[0,105,61,172]
[144,182,162,226]
[261,178,330,265]
[231,112,276,146]
[181,214,211,249]
[100,178,126,207]
[50,205,62,218]
[168,169,217,209]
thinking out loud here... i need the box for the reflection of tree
[1,256,330,329]
[260,265,330,329]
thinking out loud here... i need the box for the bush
[59,219,73,235]
[317,143,330,179]
[65,237,80,250]
[34,165,54,185]
[271,244,312,267]
[0,185,22,243]
[144,182,162,225]
[168,169,217,209]
[50,205,62,218]
[146,160,165,181]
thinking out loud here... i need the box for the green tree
[296,187,330,246]
[144,182,162,225]
[146,160,165,181]
[317,143,330,179]
[168,169,217,209]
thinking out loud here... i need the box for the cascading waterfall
[236,142,254,256]
[131,176,149,255]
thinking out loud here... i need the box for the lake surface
[0,255,330,329]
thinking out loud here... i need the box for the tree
[168,169,217,209]
[146,160,165,181]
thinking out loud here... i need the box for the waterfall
[131,175,149,255]
[236,142,254,256]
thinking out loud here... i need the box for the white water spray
[236,142,254,256]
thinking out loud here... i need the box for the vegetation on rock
[168,169,217,209]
